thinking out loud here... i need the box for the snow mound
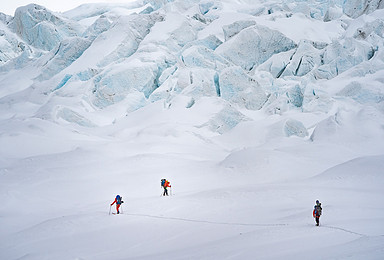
[202,104,249,134]
[311,155,384,188]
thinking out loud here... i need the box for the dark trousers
[315,216,320,226]
[163,187,168,196]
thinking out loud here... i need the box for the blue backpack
[161,179,166,187]
[116,195,123,204]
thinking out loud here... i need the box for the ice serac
[181,35,222,52]
[37,37,92,81]
[199,1,222,18]
[179,68,219,99]
[82,15,113,40]
[282,40,322,77]
[353,18,384,42]
[257,50,294,79]
[283,0,382,20]
[342,0,384,18]
[259,40,323,78]
[181,45,229,70]
[98,13,164,67]
[150,64,219,107]
[315,38,375,79]
[10,4,83,51]
[91,60,159,109]
[170,21,197,48]
[219,66,267,110]
[287,85,304,107]
[216,24,296,71]
[284,118,308,137]
[145,0,176,11]
[222,20,256,41]
[2,0,384,130]
[0,22,29,65]
[337,80,384,105]
[0,13,12,24]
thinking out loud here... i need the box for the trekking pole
[170,187,172,196]
[109,205,111,215]
[120,205,123,214]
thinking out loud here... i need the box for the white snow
[1,0,384,259]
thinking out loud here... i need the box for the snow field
[1,107,383,259]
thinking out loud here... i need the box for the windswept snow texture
[1,0,384,260]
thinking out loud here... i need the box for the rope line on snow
[115,213,383,237]
[321,225,367,237]
[124,213,288,227]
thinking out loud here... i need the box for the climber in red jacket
[110,195,123,214]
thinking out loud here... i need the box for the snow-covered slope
[1,0,384,259]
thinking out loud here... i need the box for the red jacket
[111,196,122,205]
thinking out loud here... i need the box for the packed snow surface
[1,0,384,259]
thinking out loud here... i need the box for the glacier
[1,0,384,259]
[1,0,382,127]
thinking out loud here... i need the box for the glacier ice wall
[216,24,297,71]
[0,0,383,134]
[10,4,83,51]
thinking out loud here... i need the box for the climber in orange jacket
[161,179,171,196]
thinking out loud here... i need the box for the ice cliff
[0,0,383,134]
